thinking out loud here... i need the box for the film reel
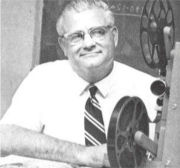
[140,0,175,73]
[107,96,149,168]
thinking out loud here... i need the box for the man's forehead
[63,8,108,33]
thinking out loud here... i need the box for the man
[0,0,157,167]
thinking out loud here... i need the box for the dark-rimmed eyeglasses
[59,25,114,45]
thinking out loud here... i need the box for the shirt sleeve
[0,67,44,132]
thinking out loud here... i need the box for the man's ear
[58,37,67,57]
[112,26,118,47]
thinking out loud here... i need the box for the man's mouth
[80,51,102,57]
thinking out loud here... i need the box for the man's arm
[0,124,109,167]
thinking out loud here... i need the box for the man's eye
[91,28,106,36]
[69,33,83,42]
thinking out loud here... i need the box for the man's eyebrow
[63,30,84,38]
[69,26,106,33]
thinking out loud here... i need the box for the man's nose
[83,33,96,50]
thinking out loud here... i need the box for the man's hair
[56,0,114,36]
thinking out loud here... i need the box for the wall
[1,0,43,118]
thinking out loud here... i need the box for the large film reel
[107,97,149,168]
[140,0,175,74]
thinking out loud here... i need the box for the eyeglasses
[59,25,113,45]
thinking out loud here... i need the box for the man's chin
[82,60,103,69]
[81,56,104,66]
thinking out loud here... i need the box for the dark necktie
[84,85,106,146]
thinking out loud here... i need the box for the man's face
[58,8,118,79]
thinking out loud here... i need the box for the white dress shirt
[1,60,157,144]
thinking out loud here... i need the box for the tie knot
[89,86,98,98]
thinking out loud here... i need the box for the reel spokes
[140,0,175,74]
[107,97,149,168]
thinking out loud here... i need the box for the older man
[0,0,157,167]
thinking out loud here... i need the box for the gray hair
[56,0,114,36]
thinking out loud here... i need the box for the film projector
[107,0,180,167]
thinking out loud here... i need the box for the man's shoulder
[24,60,71,83]
[114,61,156,80]
[114,61,143,73]
[29,60,71,77]
[33,60,69,73]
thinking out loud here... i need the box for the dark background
[40,0,180,76]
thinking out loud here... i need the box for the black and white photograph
[1,0,180,167]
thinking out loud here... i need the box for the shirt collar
[95,64,115,98]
